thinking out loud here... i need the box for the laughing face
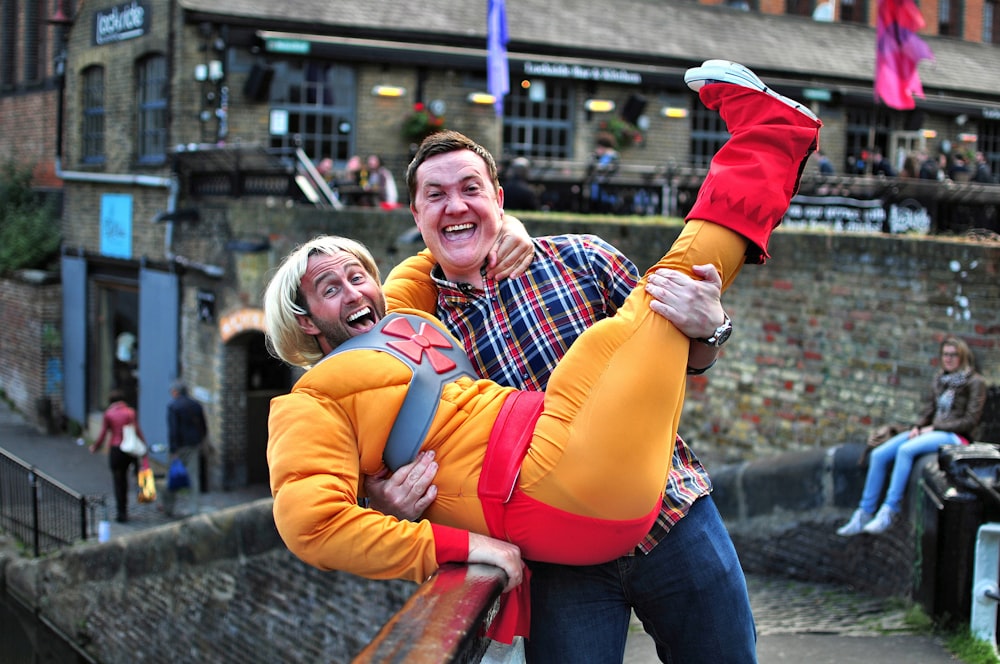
[295,249,387,355]
[410,149,505,286]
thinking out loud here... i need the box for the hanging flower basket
[598,116,643,149]
[401,102,447,143]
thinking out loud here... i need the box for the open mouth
[444,222,475,238]
[346,306,378,331]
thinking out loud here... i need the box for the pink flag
[874,0,934,110]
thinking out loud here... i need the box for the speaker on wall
[621,94,648,125]
[244,64,274,102]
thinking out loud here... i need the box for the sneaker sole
[684,59,820,123]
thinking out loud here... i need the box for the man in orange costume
[265,60,821,642]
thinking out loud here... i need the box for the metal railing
[354,563,507,663]
[0,448,93,556]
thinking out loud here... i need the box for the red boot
[684,61,822,264]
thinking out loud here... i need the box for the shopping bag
[167,458,191,491]
[137,459,157,503]
[120,423,147,457]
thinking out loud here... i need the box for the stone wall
[1,500,413,664]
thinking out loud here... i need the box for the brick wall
[0,272,63,432]
[2,500,414,663]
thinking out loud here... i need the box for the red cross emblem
[383,317,458,374]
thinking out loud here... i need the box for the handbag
[167,458,191,491]
[137,458,157,503]
[857,423,905,467]
[120,423,147,457]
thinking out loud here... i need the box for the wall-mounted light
[584,99,615,113]
[922,129,938,139]
[194,64,208,81]
[371,85,406,98]
[466,92,496,105]
[958,133,978,143]
[661,107,689,119]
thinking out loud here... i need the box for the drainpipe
[56,159,223,278]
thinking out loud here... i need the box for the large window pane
[503,78,573,159]
[136,54,167,165]
[82,66,105,164]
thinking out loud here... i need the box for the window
[1,0,16,87]
[136,54,167,165]
[839,0,868,24]
[22,0,42,83]
[268,59,356,164]
[786,0,814,18]
[981,119,1000,181]
[844,106,892,174]
[689,101,729,169]
[985,0,999,44]
[82,66,105,164]
[938,0,963,37]
[502,78,574,159]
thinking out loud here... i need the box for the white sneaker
[684,59,820,123]
[836,508,873,537]
[862,505,898,534]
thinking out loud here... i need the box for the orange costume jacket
[267,220,754,589]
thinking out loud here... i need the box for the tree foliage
[0,161,61,275]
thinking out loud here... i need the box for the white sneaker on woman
[836,508,873,536]
[862,504,898,534]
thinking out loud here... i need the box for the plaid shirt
[429,234,713,555]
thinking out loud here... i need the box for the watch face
[715,325,732,346]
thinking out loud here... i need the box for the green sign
[266,38,311,54]
[803,88,832,102]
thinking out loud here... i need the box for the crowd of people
[317,153,400,208]
[836,147,995,184]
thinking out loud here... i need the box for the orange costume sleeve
[267,329,477,583]
[383,248,438,314]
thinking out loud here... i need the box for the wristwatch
[696,312,732,348]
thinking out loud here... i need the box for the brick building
[2,0,999,490]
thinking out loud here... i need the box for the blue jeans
[523,495,756,663]
[861,430,961,513]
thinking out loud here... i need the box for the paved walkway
[0,400,966,662]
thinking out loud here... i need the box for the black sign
[93,1,149,46]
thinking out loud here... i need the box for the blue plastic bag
[167,458,191,491]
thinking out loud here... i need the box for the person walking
[838,336,987,535]
[89,389,147,523]
[163,381,207,517]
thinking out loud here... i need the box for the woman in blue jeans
[838,336,987,535]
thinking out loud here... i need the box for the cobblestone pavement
[624,574,959,663]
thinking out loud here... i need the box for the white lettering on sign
[523,61,642,85]
[94,1,148,45]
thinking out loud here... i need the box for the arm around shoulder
[384,249,439,313]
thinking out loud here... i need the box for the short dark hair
[107,389,125,406]
[405,130,500,203]
[171,381,189,396]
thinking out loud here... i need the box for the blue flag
[487,0,509,117]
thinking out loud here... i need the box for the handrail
[0,448,93,556]
[353,563,507,663]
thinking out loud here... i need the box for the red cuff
[431,523,469,565]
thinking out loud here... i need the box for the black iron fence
[0,448,94,556]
